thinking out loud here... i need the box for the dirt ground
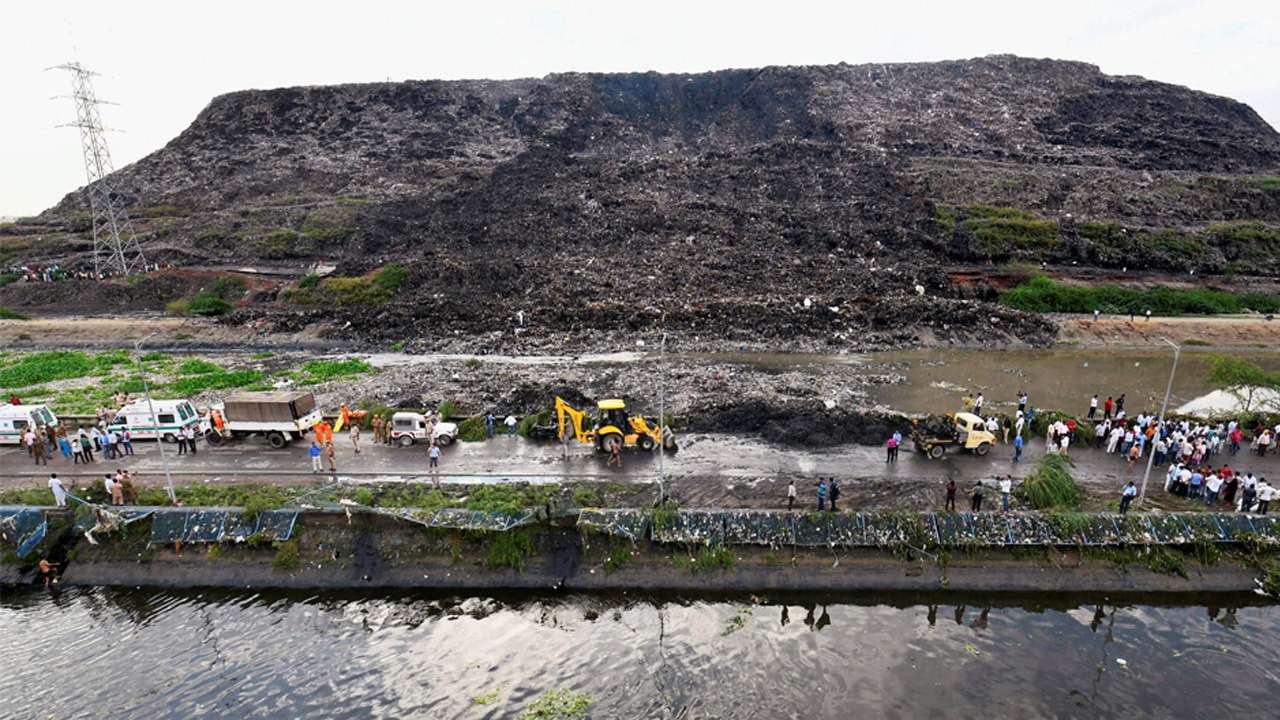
[1057,314,1280,348]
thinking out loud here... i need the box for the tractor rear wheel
[598,432,623,453]
[927,444,945,459]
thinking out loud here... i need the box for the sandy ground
[1057,314,1280,348]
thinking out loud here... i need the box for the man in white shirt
[1205,473,1223,506]
[999,476,1013,513]
[48,474,67,507]
[1258,482,1274,515]
[505,415,517,437]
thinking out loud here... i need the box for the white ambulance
[0,404,58,444]
[106,398,201,442]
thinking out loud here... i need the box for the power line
[55,62,147,277]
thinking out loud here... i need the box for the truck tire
[267,432,289,449]
[974,442,991,456]
[637,435,656,451]
[162,433,178,444]
[399,435,414,447]
[205,431,224,447]
[435,434,454,446]
[928,444,945,459]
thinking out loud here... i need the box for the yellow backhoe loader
[555,397,676,452]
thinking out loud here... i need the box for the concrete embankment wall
[3,507,1273,595]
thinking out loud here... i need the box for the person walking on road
[32,433,47,465]
[1119,481,1137,514]
[829,479,841,512]
[1000,475,1012,513]
[1002,415,1012,444]
[1126,443,1141,472]
[309,442,323,473]
[945,479,957,512]
[1104,396,1113,420]
[326,442,337,472]
[371,415,383,445]
[787,480,797,511]
[428,442,441,474]
[974,393,984,415]
[505,414,518,437]
[1017,392,1028,414]
[886,435,897,462]
[816,479,828,511]
[1013,434,1024,462]
[1088,395,1098,420]
[486,412,496,439]
[606,436,622,468]
[350,424,361,454]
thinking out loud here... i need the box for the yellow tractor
[555,397,675,452]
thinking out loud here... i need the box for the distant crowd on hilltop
[4,263,173,282]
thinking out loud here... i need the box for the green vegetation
[206,544,222,562]
[471,685,504,705]
[136,205,190,218]
[169,369,265,396]
[464,484,557,515]
[722,606,754,636]
[0,351,95,388]
[934,203,957,232]
[1081,222,1205,266]
[286,264,410,306]
[272,539,300,570]
[485,530,535,571]
[1204,355,1280,413]
[604,544,632,574]
[1249,177,1280,192]
[0,306,29,320]
[1023,455,1082,510]
[999,276,1280,315]
[252,351,275,359]
[518,688,593,720]
[673,545,734,572]
[297,273,320,290]
[572,486,598,507]
[960,204,1059,255]
[297,358,372,385]
[302,207,356,244]
[1183,338,1211,346]
[179,358,222,375]
[176,274,248,316]
[254,230,314,259]
[196,229,225,241]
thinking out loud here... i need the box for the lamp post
[134,332,176,504]
[1138,337,1180,506]
[658,330,667,504]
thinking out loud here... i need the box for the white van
[0,404,58,444]
[107,398,201,442]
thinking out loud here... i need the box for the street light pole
[1138,337,1180,506]
[134,332,176,504]
[658,330,666,504]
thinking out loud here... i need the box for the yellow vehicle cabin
[952,412,997,450]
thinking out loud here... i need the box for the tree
[1205,355,1280,413]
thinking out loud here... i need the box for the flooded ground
[2,587,1278,719]
[862,348,1280,417]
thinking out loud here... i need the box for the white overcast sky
[2,0,1278,216]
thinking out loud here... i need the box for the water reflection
[0,588,1278,719]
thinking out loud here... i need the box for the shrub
[485,531,535,571]
[1023,454,1082,510]
[0,306,29,320]
[999,277,1280,315]
[178,359,222,375]
[273,539,299,569]
[297,273,320,290]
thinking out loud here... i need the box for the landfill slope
[8,55,1280,352]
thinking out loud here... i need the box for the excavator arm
[555,397,594,444]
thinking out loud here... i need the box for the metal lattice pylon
[57,62,147,277]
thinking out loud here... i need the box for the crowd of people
[4,262,172,283]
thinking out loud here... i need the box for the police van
[0,404,59,444]
[107,399,201,442]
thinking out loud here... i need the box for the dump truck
[910,412,996,459]
[203,391,323,449]
[552,396,675,452]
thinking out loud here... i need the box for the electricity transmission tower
[56,62,147,277]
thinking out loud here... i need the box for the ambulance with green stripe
[106,398,201,442]
[0,404,58,444]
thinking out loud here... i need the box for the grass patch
[1000,276,1280,315]
[0,350,134,388]
[673,545,734,572]
[169,369,264,396]
[286,264,409,306]
[0,306,29,320]
[252,351,275,359]
[518,688,593,720]
[604,544,632,574]
[472,685,504,705]
[572,486,598,507]
[959,205,1058,255]
[1023,454,1082,510]
[296,358,372,385]
[254,230,315,259]
[272,539,300,570]
[485,531,535,571]
[1183,338,1211,346]
[464,485,556,515]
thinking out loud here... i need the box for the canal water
[3,588,1278,718]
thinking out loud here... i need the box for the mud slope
[6,55,1279,352]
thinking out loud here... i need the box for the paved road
[6,431,1280,506]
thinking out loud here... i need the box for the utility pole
[55,62,147,278]
[1139,337,1180,506]
[134,332,176,504]
[658,330,666,504]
